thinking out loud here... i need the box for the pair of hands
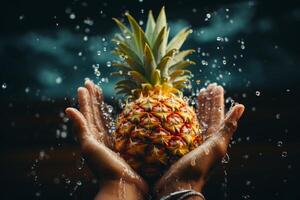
[65,80,244,200]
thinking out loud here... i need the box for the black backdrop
[1,0,300,199]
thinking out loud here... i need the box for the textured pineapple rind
[112,93,203,175]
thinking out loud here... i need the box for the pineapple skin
[112,92,203,177]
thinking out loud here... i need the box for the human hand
[65,80,148,199]
[154,84,245,199]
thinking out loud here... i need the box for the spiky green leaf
[169,70,192,81]
[152,7,167,45]
[152,26,166,62]
[151,69,161,85]
[169,60,196,72]
[112,18,132,36]
[112,61,132,72]
[167,27,192,52]
[143,43,157,80]
[115,41,144,72]
[126,14,143,56]
[145,10,156,45]
[172,79,190,89]
[170,49,195,66]
[127,71,148,84]
[157,56,172,80]
[115,80,138,89]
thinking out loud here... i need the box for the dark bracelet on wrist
[160,189,205,200]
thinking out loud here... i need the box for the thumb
[65,107,89,143]
[212,104,245,158]
[220,104,245,139]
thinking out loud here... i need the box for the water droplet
[76,181,82,186]
[53,177,60,184]
[275,113,280,119]
[78,52,82,56]
[246,180,251,186]
[84,18,94,26]
[83,36,88,41]
[65,178,71,184]
[222,153,230,164]
[69,13,76,19]
[25,87,30,93]
[277,141,283,147]
[107,105,113,113]
[56,77,62,84]
[77,157,85,170]
[201,60,208,66]
[206,13,211,18]
[106,61,112,67]
[217,36,224,41]
[61,131,67,138]
[2,83,7,89]
[242,194,250,199]
[282,151,288,157]
[190,158,196,166]
[97,50,101,56]
[39,150,46,160]
[255,91,260,96]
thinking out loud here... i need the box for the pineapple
[111,7,203,177]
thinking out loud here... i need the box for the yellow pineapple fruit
[111,7,203,177]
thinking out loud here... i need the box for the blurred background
[1,0,299,199]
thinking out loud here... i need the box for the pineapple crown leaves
[111,6,196,98]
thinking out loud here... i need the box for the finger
[198,83,216,135]
[77,87,95,126]
[94,84,110,131]
[197,88,209,131]
[218,104,245,142]
[205,85,224,136]
[65,107,90,143]
[207,104,244,160]
[85,80,107,135]
[177,104,244,176]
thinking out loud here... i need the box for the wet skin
[65,80,245,200]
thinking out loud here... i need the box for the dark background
[1,0,300,199]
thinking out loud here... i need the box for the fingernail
[65,108,71,116]
[200,88,206,93]
[86,78,95,85]
[77,87,84,92]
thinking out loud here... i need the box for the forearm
[95,179,145,200]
